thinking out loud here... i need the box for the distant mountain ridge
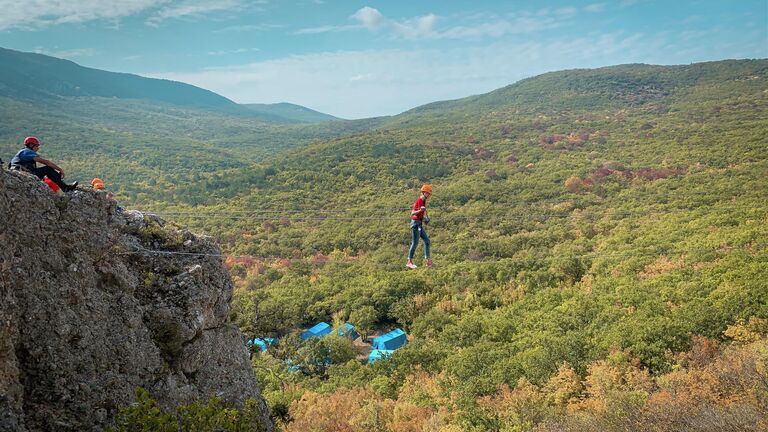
[0,47,244,113]
[0,47,337,123]
[396,59,768,122]
[242,102,341,123]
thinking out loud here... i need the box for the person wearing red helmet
[406,184,433,269]
[9,136,78,192]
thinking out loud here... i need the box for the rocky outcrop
[0,167,272,431]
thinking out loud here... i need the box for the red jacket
[411,196,426,221]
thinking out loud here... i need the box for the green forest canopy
[3,59,767,430]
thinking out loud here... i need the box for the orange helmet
[421,184,433,194]
[91,178,105,190]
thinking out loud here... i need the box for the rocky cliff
[0,167,272,431]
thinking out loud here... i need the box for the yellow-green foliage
[5,60,766,429]
[138,217,184,249]
[110,388,266,432]
[223,61,767,428]
[276,336,768,432]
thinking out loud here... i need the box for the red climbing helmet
[23,136,40,147]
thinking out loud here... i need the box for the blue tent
[337,323,360,340]
[372,328,407,351]
[248,337,278,352]
[368,349,395,363]
[286,357,331,372]
[286,359,300,372]
[301,322,332,340]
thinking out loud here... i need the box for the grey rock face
[0,167,272,431]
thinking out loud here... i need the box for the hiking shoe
[426,258,433,268]
[406,261,417,269]
[63,181,78,192]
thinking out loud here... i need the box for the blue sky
[1,0,766,119]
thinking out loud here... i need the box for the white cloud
[0,0,165,30]
[349,73,374,82]
[393,14,437,39]
[295,7,434,37]
[33,47,97,59]
[146,0,244,26]
[351,6,385,30]
[207,47,259,56]
[436,13,568,40]
[0,0,248,30]
[296,7,579,42]
[437,21,513,39]
[293,24,353,35]
[52,48,97,58]
[214,23,282,33]
[554,7,578,16]
[584,3,608,13]
[680,15,704,25]
[418,8,581,41]
[148,31,683,119]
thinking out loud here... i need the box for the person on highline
[406,184,433,269]
[9,136,78,192]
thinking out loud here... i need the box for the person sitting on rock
[9,136,78,192]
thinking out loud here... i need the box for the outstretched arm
[33,156,64,177]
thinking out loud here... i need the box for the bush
[110,388,267,432]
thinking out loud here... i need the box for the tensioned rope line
[154,206,757,215]
[119,245,312,262]
[133,193,764,215]
[119,243,746,262]
[153,203,764,215]
[148,207,766,222]
[132,191,764,212]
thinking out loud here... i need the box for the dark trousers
[31,166,67,190]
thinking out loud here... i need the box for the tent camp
[337,322,360,340]
[372,328,407,351]
[368,349,395,363]
[301,322,332,340]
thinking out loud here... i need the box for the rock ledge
[0,167,272,431]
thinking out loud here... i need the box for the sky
[0,1,766,119]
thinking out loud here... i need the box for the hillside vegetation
[3,58,767,430]
[0,95,383,205]
[243,103,341,123]
[156,60,765,431]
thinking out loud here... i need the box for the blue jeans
[408,220,430,260]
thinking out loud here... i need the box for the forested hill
[242,102,340,123]
[160,59,768,208]
[152,59,767,431]
[1,55,766,430]
[0,47,245,113]
[0,47,385,198]
[391,59,768,126]
[0,47,339,124]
